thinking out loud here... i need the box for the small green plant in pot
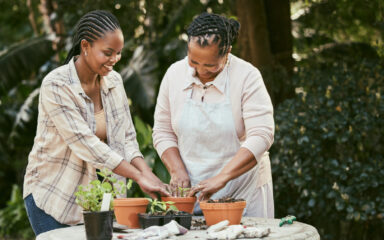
[161,187,197,214]
[147,198,178,215]
[75,168,132,240]
[138,198,193,229]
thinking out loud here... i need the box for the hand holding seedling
[169,171,191,197]
[169,186,191,197]
[188,174,227,201]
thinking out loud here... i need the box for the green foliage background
[0,0,383,239]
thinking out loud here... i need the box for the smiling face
[187,39,229,84]
[81,29,124,76]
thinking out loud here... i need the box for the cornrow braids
[187,12,240,57]
[64,10,121,64]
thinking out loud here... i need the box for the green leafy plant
[0,185,34,239]
[146,198,178,215]
[177,187,191,197]
[75,168,133,212]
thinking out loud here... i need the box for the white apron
[175,60,274,217]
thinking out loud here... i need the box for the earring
[85,51,88,56]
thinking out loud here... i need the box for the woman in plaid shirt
[23,10,170,236]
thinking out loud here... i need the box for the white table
[37,217,320,240]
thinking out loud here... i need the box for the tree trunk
[264,0,294,76]
[236,0,294,106]
[236,0,273,67]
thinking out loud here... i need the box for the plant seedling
[75,168,133,212]
[178,187,191,197]
[146,198,178,215]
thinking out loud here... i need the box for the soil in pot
[200,197,246,226]
[207,197,245,203]
[161,196,197,214]
[83,210,113,240]
[138,211,192,229]
[113,198,149,229]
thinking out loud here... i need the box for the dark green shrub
[271,57,384,239]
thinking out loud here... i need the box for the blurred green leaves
[0,36,54,95]
[0,185,34,238]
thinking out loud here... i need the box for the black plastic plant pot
[83,210,113,240]
[173,212,192,230]
[138,213,173,229]
[138,212,192,229]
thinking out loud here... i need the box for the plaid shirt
[23,58,142,225]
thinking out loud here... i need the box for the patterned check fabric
[23,58,142,224]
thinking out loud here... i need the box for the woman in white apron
[153,12,274,217]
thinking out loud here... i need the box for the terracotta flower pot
[113,198,149,229]
[161,196,197,214]
[199,200,246,226]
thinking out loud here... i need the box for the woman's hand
[188,174,228,201]
[136,173,171,199]
[113,158,171,198]
[160,148,191,196]
[142,169,173,195]
[130,157,171,197]
[170,170,191,197]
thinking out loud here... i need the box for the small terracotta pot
[113,198,149,229]
[161,196,197,214]
[199,200,246,226]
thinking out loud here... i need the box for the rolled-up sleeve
[240,69,274,161]
[41,81,123,170]
[153,70,179,158]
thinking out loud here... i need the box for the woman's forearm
[218,147,258,183]
[161,147,188,175]
[131,157,164,184]
[113,158,170,198]
[112,160,143,182]
[130,157,153,173]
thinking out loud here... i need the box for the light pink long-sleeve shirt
[153,54,274,161]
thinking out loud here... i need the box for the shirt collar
[183,55,230,94]
[100,74,116,95]
[68,57,117,96]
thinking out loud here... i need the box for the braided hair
[64,10,121,64]
[186,12,240,57]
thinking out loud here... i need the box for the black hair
[186,12,240,57]
[64,10,121,64]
